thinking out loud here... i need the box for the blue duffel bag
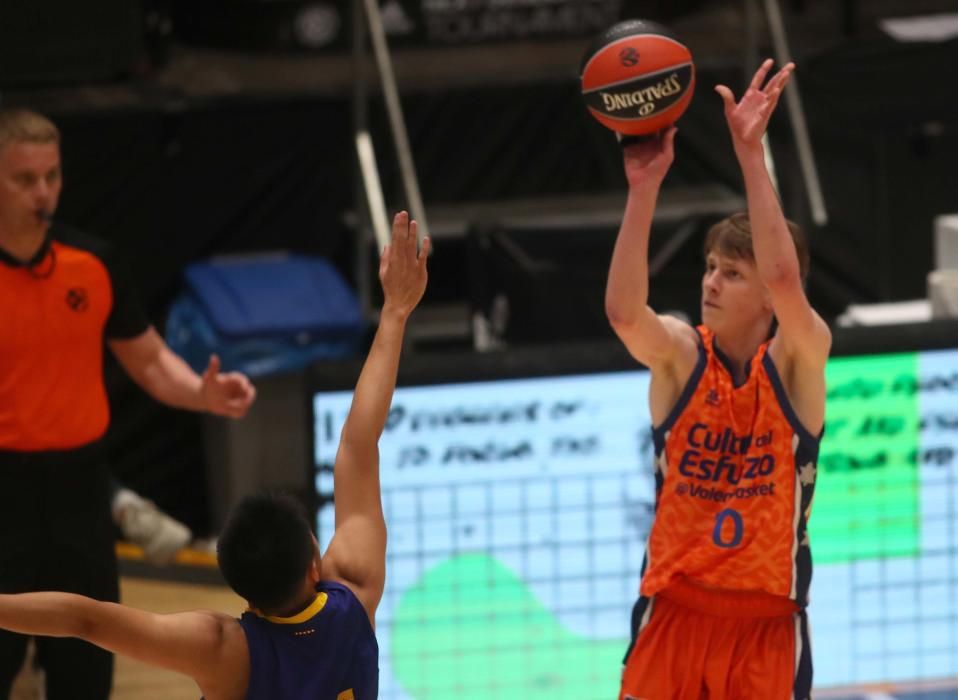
[166,253,365,378]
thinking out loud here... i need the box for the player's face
[0,141,62,236]
[701,251,770,332]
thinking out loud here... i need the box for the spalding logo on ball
[580,19,696,136]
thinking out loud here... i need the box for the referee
[0,108,256,698]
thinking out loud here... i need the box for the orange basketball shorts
[619,579,812,700]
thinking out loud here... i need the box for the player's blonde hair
[0,109,60,152]
[704,212,810,283]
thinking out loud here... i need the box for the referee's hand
[200,354,257,419]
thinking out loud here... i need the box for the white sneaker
[116,492,192,566]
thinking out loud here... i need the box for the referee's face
[0,140,62,236]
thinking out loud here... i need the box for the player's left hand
[715,58,794,151]
[379,210,430,320]
[200,354,257,418]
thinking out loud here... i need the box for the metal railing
[352,0,430,314]
[746,0,829,226]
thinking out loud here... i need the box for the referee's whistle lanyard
[0,229,57,278]
[27,241,56,278]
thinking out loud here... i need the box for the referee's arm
[110,327,256,419]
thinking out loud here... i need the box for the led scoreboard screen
[312,346,958,699]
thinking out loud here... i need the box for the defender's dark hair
[217,492,316,612]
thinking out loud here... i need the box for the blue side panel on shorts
[623,595,653,664]
[794,610,813,700]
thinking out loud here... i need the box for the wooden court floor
[11,576,245,700]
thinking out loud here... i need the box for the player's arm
[322,211,430,622]
[605,128,698,371]
[0,592,240,688]
[716,60,831,365]
[109,328,256,418]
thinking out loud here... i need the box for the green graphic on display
[811,352,921,563]
[391,553,624,699]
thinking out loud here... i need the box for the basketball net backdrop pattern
[313,351,958,698]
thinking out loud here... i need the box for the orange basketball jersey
[640,325,819,605]
[0,226,148,452]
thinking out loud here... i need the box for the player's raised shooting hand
[621,127,676,191]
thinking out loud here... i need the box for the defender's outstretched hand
[379,211,430,319]
[715,59,794,151]
[622,127,677,190]
[322,210,430,622]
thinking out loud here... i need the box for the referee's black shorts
[0,443,118,699]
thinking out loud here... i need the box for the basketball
[580,19,696,136]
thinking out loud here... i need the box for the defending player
[0,211,429,700]
[606,60,829,699]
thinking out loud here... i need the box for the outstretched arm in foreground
[322,211,430,622]
[0,593,247,698]
[605,128,698,374]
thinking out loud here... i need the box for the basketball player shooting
[0,211,429,700]
[607,60,830,699]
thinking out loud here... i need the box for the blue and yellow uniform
[239,581,378,700]
[620,326,820,700]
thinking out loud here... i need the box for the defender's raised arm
[322,211,430,622]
